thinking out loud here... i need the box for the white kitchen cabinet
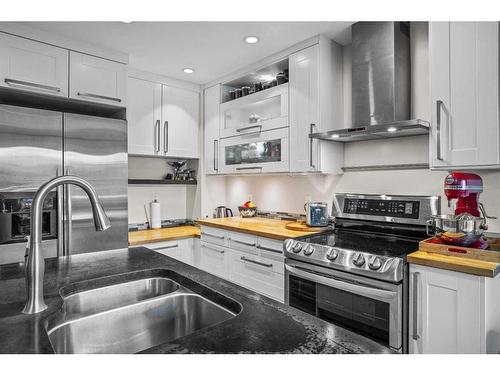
[409,264,500,354]
[429,22,500,168]
[127,77,162,156]
[289,38,344,173]
[69,51,126,106]
[142,238,193,264]
[0,32,68,97]
[162,85,200,158]
[204,84,221,174]
[197,241,228,279]
[218,127,289,174]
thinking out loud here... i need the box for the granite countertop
[0,248,393,354]
[197,217,316,240]
[128,225,200,246]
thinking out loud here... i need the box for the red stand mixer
[429,172,496,249]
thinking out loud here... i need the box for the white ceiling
[21,22,354,85]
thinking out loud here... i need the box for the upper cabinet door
[69,51,126,106]
[162,85,200,158]
[289,45,320,172]
[127,77,162,156]
[204,84,221,174]
[0,33,68,97]
[430,22,499,168]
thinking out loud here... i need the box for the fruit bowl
[238,206,257,218]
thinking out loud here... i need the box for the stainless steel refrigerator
[0,104,128,264]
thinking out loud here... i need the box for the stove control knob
[368,256,383,270]
[326,249,339,261]
[352,253,366,267]
[292,242,303,253]
[303,245,315,256]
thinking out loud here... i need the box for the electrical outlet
[305,196,312,204]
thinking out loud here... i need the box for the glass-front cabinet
[219,84,288,138]
[219,127,289,173]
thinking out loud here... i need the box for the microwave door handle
[285,264,397,302]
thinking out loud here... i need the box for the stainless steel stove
[284,193,440,353]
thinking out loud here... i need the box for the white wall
[223,23,500,233]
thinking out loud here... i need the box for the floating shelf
[128,179,197,185]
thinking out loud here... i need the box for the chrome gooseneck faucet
[22,175,111,315]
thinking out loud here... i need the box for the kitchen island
[0,247,392,354]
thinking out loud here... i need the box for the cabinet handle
[236,124,262,133]
[77,92,121,103]
[309,123,316,169]
[163,121,169,154]
[201,243,225,254]
[231,238,256,247]
[412,272,420,341]
[4,78,61,93]
[201,232,225,240]
[154,244,179,250]
[56,168,64,258]
[154,120,160,152]
[236,167,263,171]
[214,139,218,171]
[435,100,449,161]
[241,256,273,268]
[256,244,282,254]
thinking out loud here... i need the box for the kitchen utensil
[304,202,329,227]
[276,72,288,84]
[285,221,324,232]
[252,82,262,92]
[214,206,233,218]
[235,89,242,99]
[228,90,236,100]
[270,79,278,87]
[241,86,250,96]
[238,206,257,218]
[428,214,487,247]
[167,161,186,180]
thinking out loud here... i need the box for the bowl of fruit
[238,201,257,218]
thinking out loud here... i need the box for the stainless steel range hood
[311,22,429,143]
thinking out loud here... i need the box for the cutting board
[285,221,326,232]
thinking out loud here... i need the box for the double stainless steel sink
[45,271,240,354]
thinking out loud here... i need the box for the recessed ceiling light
[387,127,398,132]
[121,21,133,24]
[331,134,340,139]
[244,36,259,44]
[183,68,195,74]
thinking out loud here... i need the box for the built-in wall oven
[285,259,404,350]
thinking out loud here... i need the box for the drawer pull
[236,124,262,133]
[236,167,263,171]
[241,256,273,268]
[256,245,282,254]
[231,238,256,247]
[201,244,225,254]
[77,92,122,103]
[4,78,61,92]
[154,244,179,251]
[201,232,225,240]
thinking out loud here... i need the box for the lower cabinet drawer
[198,241,228,279]
[228,250,284,302]
[199,226,227,247]
[144,239,192,264]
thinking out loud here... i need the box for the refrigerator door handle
[56,168,64,257]
[64,167,72,256]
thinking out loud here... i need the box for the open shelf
[128,179,197,185]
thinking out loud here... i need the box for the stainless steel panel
[63,113,128,254]
[0,105,62,264]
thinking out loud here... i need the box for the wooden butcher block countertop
[197,217,320,240]
[128,225,200,246]
[407,238,500,278]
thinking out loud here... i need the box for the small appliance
[214,206,233,218]
[429,172,496,248]
[304,202,329,227]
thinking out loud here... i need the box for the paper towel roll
[150,201,161,229]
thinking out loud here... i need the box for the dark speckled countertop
[0,247,393,354]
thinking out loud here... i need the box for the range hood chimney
[311,22,429,142]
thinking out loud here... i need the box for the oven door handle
[285,264,397,302]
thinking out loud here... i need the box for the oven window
[317,284,390,345]
[225,139,281,165]
[289,275,316,315]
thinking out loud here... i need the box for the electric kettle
[214,206,233,218]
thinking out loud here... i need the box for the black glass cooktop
[301,229,422,257]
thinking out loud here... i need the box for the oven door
[285,259,403,351]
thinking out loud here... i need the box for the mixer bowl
[430,214,487,246]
